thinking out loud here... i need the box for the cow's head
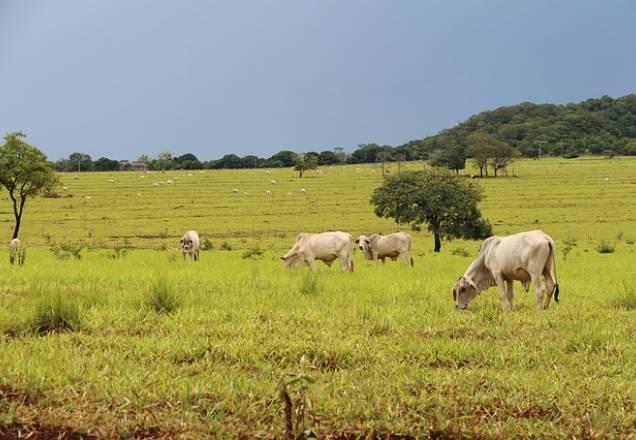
[453,276,478,310]
[180,238,194,252]
[355,235,370,252]
[281,242,304,268]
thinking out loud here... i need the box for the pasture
[0,157,635,438]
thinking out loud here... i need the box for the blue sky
[1,1,635,161]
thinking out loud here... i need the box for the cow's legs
[505,280,514,308]
[532,273,545,309]
[339,254,353,272]
[306,256,318,272]
[542,270,556,309]
[494,274,511,311]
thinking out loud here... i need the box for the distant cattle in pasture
[453,230,559,311]
[282,231,354,272]
[356,232,413,266]
[180,230,201,261]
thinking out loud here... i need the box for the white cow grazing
[453,230,559,311]
[356,232,413,266]
[282,231,354,272]
[179,230,201,261]
[9,238,25,266]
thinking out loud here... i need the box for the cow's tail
[547,239,559,303]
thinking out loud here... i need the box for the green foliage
[146,278,180,314]
[220,241,233,251]
[595,241,615,254]
[49,242,85,260]
[293,153,319,178]
[242,248,264,260]
[466,133,519,177]
[562,237,577,261]
[201,238,214,250]
[0,132,59,238]
[450,247,470,257]
[370,170,492,252]
[108,245,128,259]
[410,94,636,159]
[31,295,82,334]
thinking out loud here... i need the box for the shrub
[299,272,319,295]
[627,239,635,245]
[220,241,233,251]
[109,245,128,259]
[451,247,470,257]
[562,237,577,261]
[49,242,84,260]
[202,238,214,250]
[32,295,82,334]
[242,248,264,260]
[595,241,615,254]
[146,278,180,314]
[616,231,624,242]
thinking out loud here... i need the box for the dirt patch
[0,423,97,440]
[0,384,38,405]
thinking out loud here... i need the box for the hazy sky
[1,1,635,161]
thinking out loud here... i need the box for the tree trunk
[11,194,26,239]
[493,167,498,177]
[479,166,484,177]
[299,169,303,178]
[434,232,441,252]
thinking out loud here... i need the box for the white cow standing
[9,238,25,266]
[179,230,201,261]
[281,231,354,272]
[453,230,559,311]
[356,232,413,266]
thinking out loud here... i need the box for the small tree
[489,143,519,176]
[370,170,492,252]
[294,153,318,178]
[0,132,59,239]
[466,133,495,177]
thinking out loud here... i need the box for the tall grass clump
[611,280,636,310]
[146,278,181,314]
[299,271,320,295]
[31,295,82,334]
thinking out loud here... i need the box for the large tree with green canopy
[370,170,492,252]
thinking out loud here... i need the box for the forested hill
[415,94,636,158]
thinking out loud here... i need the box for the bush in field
[108,245,128,259]
[32,295,82,334]
[562,237,577,261]
[146,278,180,314]
[595,241,615,254]
[202,238,214,250]
[49,242,84,260]
[220,241,233,251]
[242,248,264,260]
[450,247,470,257]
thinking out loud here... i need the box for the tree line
[54,94,636,174]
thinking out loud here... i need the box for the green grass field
[0,157,635,438]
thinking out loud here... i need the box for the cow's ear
[354,239,359,244]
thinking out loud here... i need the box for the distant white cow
[453,230,559,311]
[179,230,201,261]
[356,232,413,266]
[282,231,354,272]
[9,238,25,266]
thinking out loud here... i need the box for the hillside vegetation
[413,94,636,158]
